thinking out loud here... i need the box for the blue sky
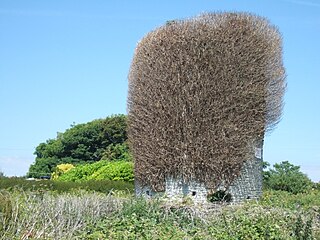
[0,0,319,181]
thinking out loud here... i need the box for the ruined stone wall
[227,155,263,202]
[165,176,208,203]
[135,141,263,204]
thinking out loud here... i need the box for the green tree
[27,114,128,178]
[100,142,132,161]
[28,157,82,178]
[263,161,312,194]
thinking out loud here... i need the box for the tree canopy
[28,114,128,178]
[263,161,312,194]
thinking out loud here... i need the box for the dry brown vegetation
[128,12,286,192]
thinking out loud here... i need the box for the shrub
[51,163,75,180]
[57,161,134,182]
[56,161,109,182]
[88,161,134,182]
[28,114,128,178]
[263,161,313,194]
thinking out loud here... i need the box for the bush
[263,161,313,194]
[57,161,134,182]
[88,161,134,182]
[51,163,75,180]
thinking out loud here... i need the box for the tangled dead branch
[128,12,286,192]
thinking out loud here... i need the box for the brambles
[128,12,286,191]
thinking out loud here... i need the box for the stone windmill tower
[128,12,286,203]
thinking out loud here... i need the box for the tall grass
[0,190,122,239]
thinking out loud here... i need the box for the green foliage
[82,195,320,240]
[56,160,108,182]
[28,157,83,178]
[82,198,201,239]
[259,189,320,210]
[0,178,134,194]
[263,161,313,194]
[294,214,313,240]
[57,161,134,182]
[313,182,320,190]
[88,161,134,181]
[28,114,128,178]
[100,142,132,161]
[51,163,75,180]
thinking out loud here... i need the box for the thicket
[128,12,286,191]
[27,114,129,178]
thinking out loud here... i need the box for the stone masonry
[135,141,263,204]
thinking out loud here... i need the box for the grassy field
[0,180,319,239]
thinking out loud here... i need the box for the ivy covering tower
[128,12,286,202]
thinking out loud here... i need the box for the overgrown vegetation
[1,159,319,239]
[0,178,134,194]
[0,190,123,239]
[128,12,286,191]
[56,160,134,182]
[0,189,319,239]
[27,114,128,178]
